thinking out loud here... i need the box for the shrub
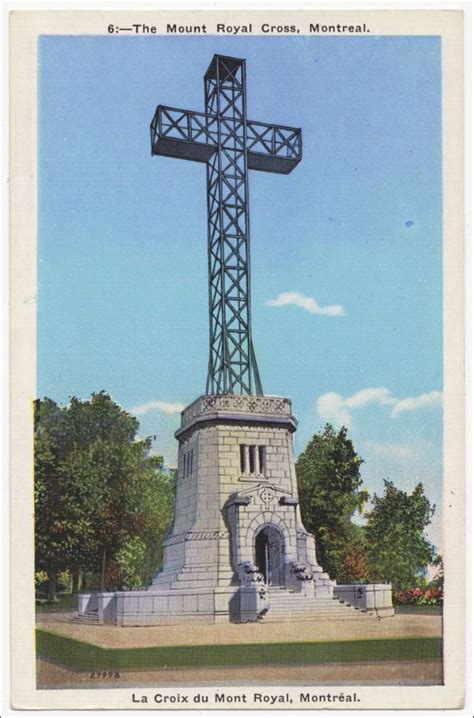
[57,570,72,592]
[115,537,146,590]
[393,587,443,606]
[35,570,48,590]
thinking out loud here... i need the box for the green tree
[35,397,103,599]
[340,524,371,583]
[364,480,436,590]
[296,424,368,582]
[123,466,176,585]
[115,536,147,589]
[34,392,174,599]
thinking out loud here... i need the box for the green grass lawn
[36,628,442,672]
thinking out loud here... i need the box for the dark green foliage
[296,425,436,590]
[364,480,436,591]
[34,392,175,598]
[296,424,368,582]
[36,593,78,611]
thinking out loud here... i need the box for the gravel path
[37,612,441,649]
[36,658,443,688]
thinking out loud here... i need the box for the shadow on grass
[36,628,442,672]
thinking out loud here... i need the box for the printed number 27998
[89,671,120,679]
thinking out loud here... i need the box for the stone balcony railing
[178,394,296,435]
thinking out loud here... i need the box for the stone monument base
[77,587,238,626]
[77,583,394,625]
[77,394,394,625]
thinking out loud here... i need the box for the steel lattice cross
[151,54,301,395]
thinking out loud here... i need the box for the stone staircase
[73,607,101,624]
[261,587,376,622]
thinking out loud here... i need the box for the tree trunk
[71,565,81,593]
[47,567,58,601]
[101,549,106,591]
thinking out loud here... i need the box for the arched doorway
[254,525,285,586]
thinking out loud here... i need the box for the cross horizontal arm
[246,119,302,174]
[150,105,302,175]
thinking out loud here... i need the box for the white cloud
[130,400,185,416]
[316,387,442,427]
[266,291,345,317]
[316,392,352,427]
[345,387,395,409]
[390,391,443,417]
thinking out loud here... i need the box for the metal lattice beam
[150,54,301,395]
[151,107,301,174]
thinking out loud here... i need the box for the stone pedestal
[149,394,333,612]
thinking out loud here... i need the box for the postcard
[9,6,465,711]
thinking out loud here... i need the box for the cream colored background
[9,7,465,711]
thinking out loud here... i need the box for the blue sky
[38,35,443,546]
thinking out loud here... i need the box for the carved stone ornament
[182,394,292,426]
[259,487,275,507]
[237,561,265,586]
[290,561,314,582]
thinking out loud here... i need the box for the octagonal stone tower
[148,394,334,622]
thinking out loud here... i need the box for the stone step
[268,605,349,613]
[271,600,356,607]
[263,595,374,620]
[73,613,100,624]
[269,593,345,603]
[264,602,373,614]
[265,611,367,620]
[266,607,374,615]
[269,608,346,613]
[267,597,348,607]
[267,593,342,601]
[262,612,375,622]
[267,607,369,616]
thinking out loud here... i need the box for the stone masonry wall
[150,395,324,596]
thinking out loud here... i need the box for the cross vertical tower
[150,54,301,394]
[205,56,257,395]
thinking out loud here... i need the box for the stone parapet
[335,583,395,618]
[176,394,297,439]
[78,587,241,625]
